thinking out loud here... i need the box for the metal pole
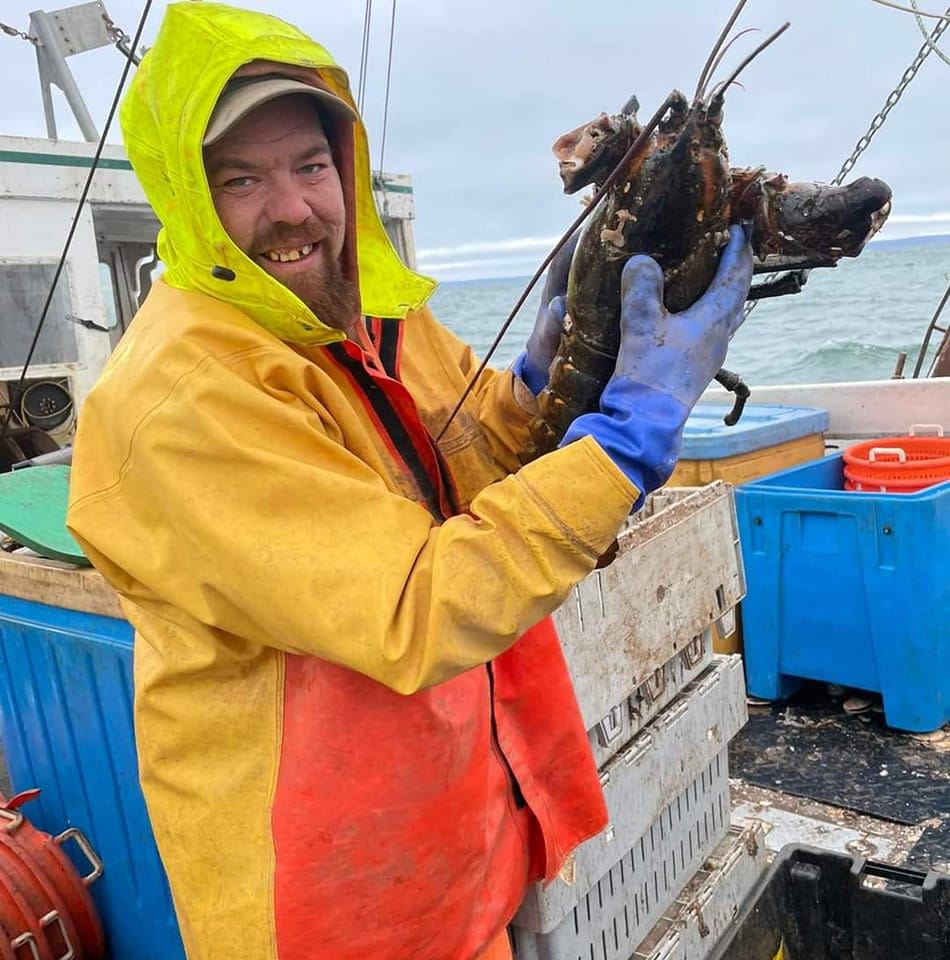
[35,42,58,140]
[911,281,950,378]
[933,337,950,377]
[29,10,99,142]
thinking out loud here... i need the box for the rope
[872,0,950,19]
[910,0,950,65]
[0,0,154,447]
[377,0,397,175]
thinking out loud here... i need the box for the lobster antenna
[699,28,759,100]
[434,92,681,443]
[694,0,752,101]
[710,22,790,102]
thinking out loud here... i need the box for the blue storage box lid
[681,403,830,459]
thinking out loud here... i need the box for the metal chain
[744,5,950,320]
[0,22,39,45]
[833,3,950,185]
[101,9,143,64]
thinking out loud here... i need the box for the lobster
[523,10,892,459]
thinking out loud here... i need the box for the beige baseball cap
[203,75,359,146]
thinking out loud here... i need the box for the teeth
[265,243,314,263]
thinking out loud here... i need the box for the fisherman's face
[204,94,356,329]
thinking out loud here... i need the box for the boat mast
[24,2,140,143]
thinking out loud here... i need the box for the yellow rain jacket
[67,4,638,959]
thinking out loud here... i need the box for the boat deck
[731,689,950,874]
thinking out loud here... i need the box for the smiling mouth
[260,242,316,264]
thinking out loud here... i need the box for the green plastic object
[0,465,90,566]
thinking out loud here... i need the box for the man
[67,4,752,960]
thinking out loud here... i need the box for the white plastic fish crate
[514,655,747,939]
[512,750,732,960]
[633,824,768,960]
[553,482,744,738]
[588,628,714,770]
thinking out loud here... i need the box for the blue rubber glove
[512,234,579,395]
[561,225,753,504]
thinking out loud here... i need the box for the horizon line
[426,231,950,284]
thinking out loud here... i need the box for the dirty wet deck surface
[730,686,950,874]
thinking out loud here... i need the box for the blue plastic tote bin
[734,454,949,732]
[0,593,185,960]
[669,403,829,655]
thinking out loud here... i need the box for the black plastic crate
[709,846,950,960]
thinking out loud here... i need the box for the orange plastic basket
[843,424,950,493]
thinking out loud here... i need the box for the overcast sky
[3,0,949,279]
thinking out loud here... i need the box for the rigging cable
[0,0,154,447]
[357,0,374,112]
[377,0,398,176]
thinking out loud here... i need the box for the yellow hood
[120,1,435,346]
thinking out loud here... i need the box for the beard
[283,251,360,334]
[253,221,360,333]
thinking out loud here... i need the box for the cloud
[887,212,950,224]
[418,212,950,267]
[417,235,563,280]
[416,235,561,260]
[420,209,950,280]
[418,257,540,273]
[7,0,944,287]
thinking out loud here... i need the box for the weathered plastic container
[587,629,713,769]
[735,454,950,732]
[554,482,744,756]
[513,748,731,960]
[634,824,768,960]
[708,846,950,960]
[513,656,747,945]
[0,555,186,960]
[667,404,829,488]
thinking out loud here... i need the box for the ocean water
[429,237,950,385]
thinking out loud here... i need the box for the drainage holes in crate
[516,752,732,960]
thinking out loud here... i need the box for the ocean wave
[735,339,932,384]
[430,242,949,384]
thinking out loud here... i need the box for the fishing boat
[0,3,947,959]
